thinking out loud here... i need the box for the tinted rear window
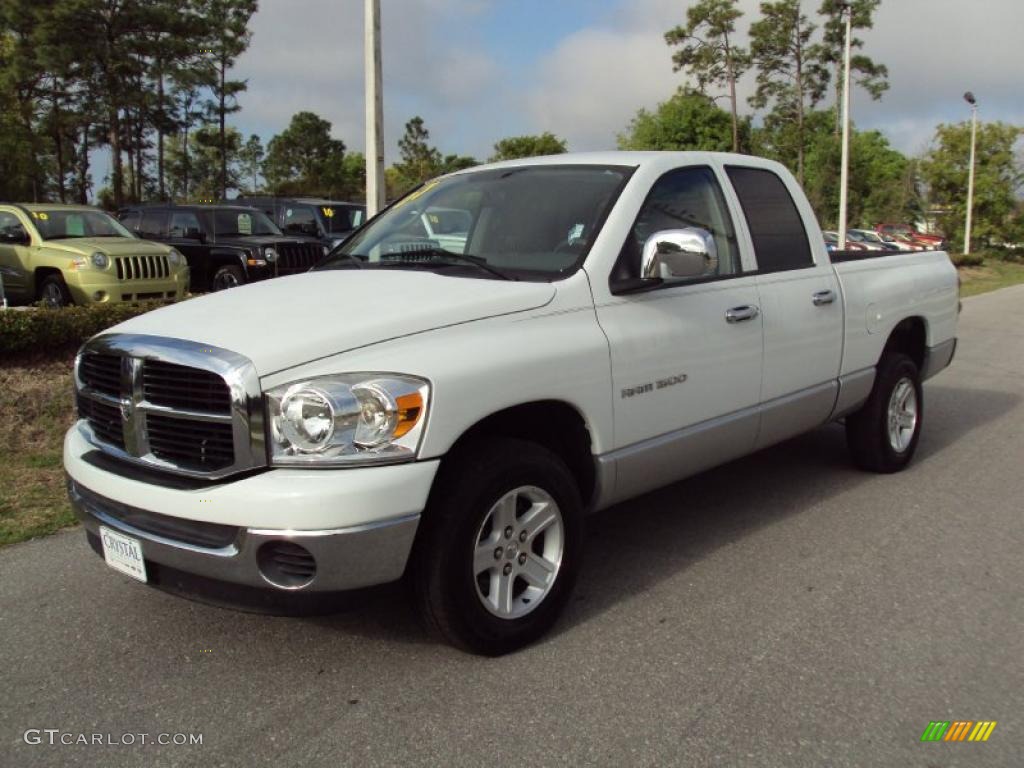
[726,167,813,273]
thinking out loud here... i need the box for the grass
[0,350,79,546]
[957,257,1024,298]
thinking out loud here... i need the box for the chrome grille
[74,336,264,479]
[147,413,235,471]
[143,360,232,412]
[276,242,322,275]
[77,396,126,450]
[78,353,121,398]
[115,255,170,281]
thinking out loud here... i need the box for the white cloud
[520,0,1024,155]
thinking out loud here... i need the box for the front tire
[846,353,923,473]
[409,438,584,655]
[39,274,72,308]
[211,264,244,291]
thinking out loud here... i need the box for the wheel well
[448,401,596,508]
[33,267,63,297]
[882,317,926,371]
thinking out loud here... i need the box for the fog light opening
[257,541,317,589]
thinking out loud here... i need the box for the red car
[876,223,946,250]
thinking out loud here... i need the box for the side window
[0,211,27,241]
[725,166,813,273]
[283,206,318,235]
[169,211,202,238]
[119,210,141,232]
[139,210,167,238]
[617,166,741,283]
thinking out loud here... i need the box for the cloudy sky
[233,0,1022,163]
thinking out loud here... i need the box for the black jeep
[118,204,327,292]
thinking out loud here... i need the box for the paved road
[3,286,1022,768]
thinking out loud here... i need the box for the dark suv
[118,204,327,291]
[232,197,366,250]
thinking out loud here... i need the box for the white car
[64,152,959,654]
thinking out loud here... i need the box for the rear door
[724,165,843,449]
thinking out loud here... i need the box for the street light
[365,0,385,217]
[837,1,853,251]
[963,91,978,255]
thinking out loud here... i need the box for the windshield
[31,209,133,240]
[319,165,630,279]
[212,209,280,237]
[316,204,366,234]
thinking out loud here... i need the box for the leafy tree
[795,113,919,227]
[263,111,347,196]
[439,154,479,173]
[198,0,256,199]
[490,132,567,161]
[618,88,747,152]
[395,116,442,186]
[749,0,830,185]
[165,123,241,199]
[664,0,750,152]
[921,121,1024,250]
[237,133,263,193]
[816,0,888,134]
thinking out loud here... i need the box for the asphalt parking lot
[2,285,1022,767]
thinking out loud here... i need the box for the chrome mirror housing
[640,228,718,282]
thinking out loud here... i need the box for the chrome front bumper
[68,478,420,593]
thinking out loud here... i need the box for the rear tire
[39,274,72,308]
[211,264,244,291]
[846,353,923,473]
[409,438,584,655]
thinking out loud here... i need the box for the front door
[0,211,32,300]
[593,165,764,503]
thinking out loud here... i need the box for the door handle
[725,305,760,323]
[812,290,836,306]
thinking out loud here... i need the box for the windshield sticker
[32,211,49,221]
[322,207,334,218]
[392,180,440,211]
[238,214,252,235]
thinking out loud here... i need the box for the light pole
[365,0,385,217]
[963,91,978,255]
[837,1,853,251]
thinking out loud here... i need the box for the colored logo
[921,721,997,742]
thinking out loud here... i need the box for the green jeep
[0,203,189,307]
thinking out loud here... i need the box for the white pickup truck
[64,152,959,655]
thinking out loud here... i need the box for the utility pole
[365,0,385,217]
[963,91,978,255]
[837,1,853,251]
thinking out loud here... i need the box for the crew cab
[64,153,959,655]
[119,204,326,292]
[0,204,188,307]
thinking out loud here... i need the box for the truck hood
[43,237,171,256]
[104,270,556,375]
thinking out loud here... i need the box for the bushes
[951,253,985,268]
[0,302,166,357]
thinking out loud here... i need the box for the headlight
[91,251,109,269]
[264,247,278,263]
[166,248,184,267]
[266,374,429,466]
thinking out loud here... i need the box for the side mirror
[641,228,718,282]
[0,229,30,245]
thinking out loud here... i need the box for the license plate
[99,526,148,583]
